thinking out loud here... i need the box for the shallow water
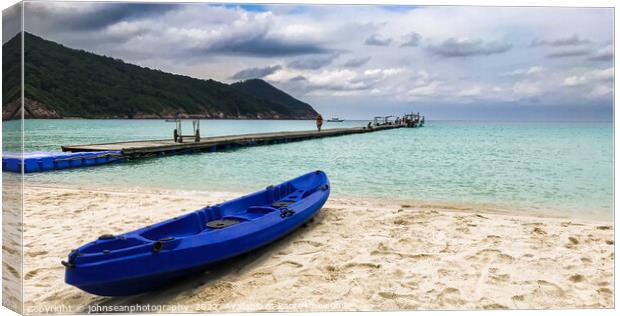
[3,119,613,220]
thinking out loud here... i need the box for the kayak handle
[61,260,74,268]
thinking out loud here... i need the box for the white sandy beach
[2,174,23,313]
[5,184,614,313]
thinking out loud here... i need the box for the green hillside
[231,79,317,118]
[2,32,318,120]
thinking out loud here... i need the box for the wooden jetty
[62,124,410,157]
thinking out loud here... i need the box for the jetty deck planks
[61,125,405,156]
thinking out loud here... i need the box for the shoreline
[22,180,614,222]
[6,183,614,311]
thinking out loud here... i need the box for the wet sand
[11,185,615,313]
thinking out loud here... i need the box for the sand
[6,184,615,313]
[2,173,23,313]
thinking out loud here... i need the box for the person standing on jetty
[316,114,323,132]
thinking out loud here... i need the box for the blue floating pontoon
[2,151,123,173]
[63,170,330,296]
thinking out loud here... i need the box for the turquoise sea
[3,119,614,220]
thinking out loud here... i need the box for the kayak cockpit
[138,187,308,240]
[141,213,205,240]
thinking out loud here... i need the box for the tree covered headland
[2,32,318,120]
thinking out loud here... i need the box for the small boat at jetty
[326,117,344,122]
[63,171,330,296]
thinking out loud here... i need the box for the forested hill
[2,32,319,120]
[231,79,317,118]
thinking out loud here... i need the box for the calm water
[3,119,614,220]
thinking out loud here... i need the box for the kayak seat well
[205,218,240,229]
[246,206,278,214]
[271,200,295,208]
[302,186,323,198]
[286,189,305,200]
[268,189,305,208]
[215,205,274,221]
[141,213,204,241]
[268,183,302,202]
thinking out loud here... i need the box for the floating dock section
[2,151,123,173]
[61,125,404,157]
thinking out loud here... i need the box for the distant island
[2,33,319,120]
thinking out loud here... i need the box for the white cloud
[589,85,613,99]
[363,68,403,78]
[513,81,541,97]
[590,45,613,61]
[457,86,482,97]
[310,69,358,86]
[591,67,614,81]
[410,70,435,86]
[563,76,586,87]
[563,67,613,86]
[503,66,544,77]
[407,81,442,98]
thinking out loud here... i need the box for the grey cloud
[306,75,376,93]
[590,46,613,61]
[205,34,331,57]
[530,35,591,47]
[230,65,282,80]
[590,52,613,61]
[2,3,22,44]
[284,76,372,95]
[546,49,590,58]
[24,2,334,62]
[364,34,392,46]
[400,32,421,47]
[289,75,308,82]
[429,38,512,57]
[274,76,310,96]
[25,2,180,32]
[308,81,372,92]
[287,54,339,70]
[343,56,371,68]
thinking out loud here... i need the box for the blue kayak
[63,171,330,296]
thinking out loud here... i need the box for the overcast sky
[13,2,615,120]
